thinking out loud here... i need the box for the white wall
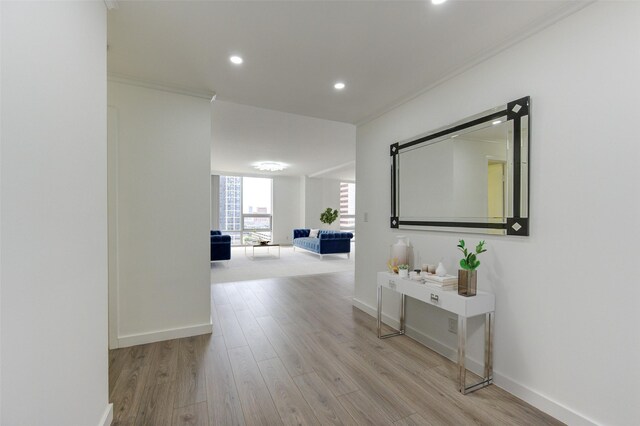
[108,82,212,347]
[1,2,111,425]
[304,177,342,230]
[272,176,303,244]
[299,176,306,230]
[354,3,639,425]
[0,0,4,419]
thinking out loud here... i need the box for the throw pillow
[309,229,319,238]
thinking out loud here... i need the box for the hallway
[109,272,559,425]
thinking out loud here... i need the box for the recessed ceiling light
[334,82,346,90]
[492,120,503,125]
[230,55,243,65]
[431,0,447,4]
[253,161,287,172]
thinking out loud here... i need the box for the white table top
[378,271,494,317]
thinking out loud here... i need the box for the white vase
[390,235,408,266]
[398,269,408,278]
[436,262,447,277]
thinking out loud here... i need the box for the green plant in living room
[319,207,339,225]
[457,239,487,270]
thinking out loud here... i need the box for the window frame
[219,176,273,246]
[339,182,356,238]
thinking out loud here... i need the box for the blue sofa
[211,230,231,262]
[292,229,353,259]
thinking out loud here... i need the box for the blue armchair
[211,230,231,262]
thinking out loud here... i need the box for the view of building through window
[340,182,356,236]
[219,176,241,235]
[219,176,272,245]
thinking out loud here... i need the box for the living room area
[209,99,357,284]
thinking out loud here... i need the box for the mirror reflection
[390,96,530,236]
[398,120,511,222]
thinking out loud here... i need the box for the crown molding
[104,0,118,11]
[308,161,355,179]
[107,73,216,101]
[355,1,594,127]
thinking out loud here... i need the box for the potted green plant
[456,239,487,297]
[320,207,339,226]
[397,264,409,278]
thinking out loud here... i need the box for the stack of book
[422,274,458,289]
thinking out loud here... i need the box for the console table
[377,271,495,394]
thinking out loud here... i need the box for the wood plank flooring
[109,271,563,426]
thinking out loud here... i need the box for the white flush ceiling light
[229,55,243,65]
[253,161,287,172]
[334,82,346,90]
[431,0,448,4]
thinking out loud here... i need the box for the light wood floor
[109,271,562,426]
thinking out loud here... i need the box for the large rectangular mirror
[390,96,529,236]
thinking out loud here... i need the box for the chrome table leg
[484,312,494,381]
[377,285,382,338]
[458,312,494,394]
[377,285,406,339]
[458,316,467,393]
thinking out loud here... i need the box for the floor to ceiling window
[340,182,355,238]
[219,176,272,245]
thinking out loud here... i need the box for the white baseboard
[115,322,213,348]
[97,404,113,426]
[351,298,597,426]
[351,298,484,375]
[494,372,598,426]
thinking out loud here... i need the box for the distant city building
[340,182,356,235]
[218,176,272,245]
[219,176,241,231]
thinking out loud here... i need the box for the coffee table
[245,243,280,259]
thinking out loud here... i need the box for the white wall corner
[98,404,113,426]
[351,298,597,426]
[104,0,118,11]
[109,82,211,352]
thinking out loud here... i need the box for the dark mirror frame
[390,96,530,236]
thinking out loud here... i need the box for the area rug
[211,244,354,284]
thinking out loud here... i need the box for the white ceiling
[107,1,585,179]
[107,1,584,125]
[210,100,355,178]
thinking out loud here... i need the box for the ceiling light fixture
[431,0,448,4]
[334,82,346,90]
[492,120,503,125]
[253,161,287,172]
[230,55,243,65]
